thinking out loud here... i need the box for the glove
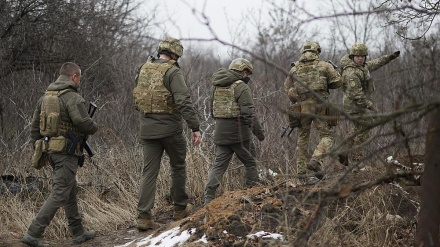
[287,88,299,103]
[390,51,400,60]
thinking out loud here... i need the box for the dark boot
[338,154,349,166]
[21,234,49,247]
[307,160,324,179]
[72,230,95,244]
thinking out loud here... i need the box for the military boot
[21,234,49,247]
[338,154,349,166]
[173,204,193,221]
[137,218,160,231]
[72,230,95,244]
[307,160,324,179]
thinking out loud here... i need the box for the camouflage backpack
[133,58,178,114]
[212,81,242,118]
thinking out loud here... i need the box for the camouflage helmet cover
[350,43,368,56]
[301,41,321,54]
[228,58,253,74]
[157,37,184,57]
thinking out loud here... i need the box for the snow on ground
[115,227,283,247]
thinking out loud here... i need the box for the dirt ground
[2,155,423,247]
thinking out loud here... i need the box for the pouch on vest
[31,139,48,169]
[48,136,67,153]
[326,106,338,126]
[39,89,70,137]
[212,81,241,118]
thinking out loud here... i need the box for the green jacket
[31,75,98,143]
[137,58,200,139]
[340,54,394,113]
[211,68,265,145]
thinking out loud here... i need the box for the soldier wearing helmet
[338,43,400,164]
[204,58,265,204]
[133,37,201,230]
[284,40,342,184]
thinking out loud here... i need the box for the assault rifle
[281,126,294,138]
[84,102,97,158]
[66,102,97,167]
[327,60,338,69]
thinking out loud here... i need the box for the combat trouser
[347,112,373,161]
[204,140,259,204]
[27,153,84,238]
[295,100,334,175]
[137,133,188,220]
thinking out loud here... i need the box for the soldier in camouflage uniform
[339,43,400,162]
[22,63,97,247]
[133,37,202,230]
[284,41,342,183]
[204,58,265,204]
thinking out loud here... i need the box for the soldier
[339,43,400,163]
[133,37,202,230]
[22,62,97,247]
[284,41,342,184]
[204,58,265,205]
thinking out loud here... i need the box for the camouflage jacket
[210,68,265,145]
[340,54,394,114]
[284,52,341,103]
[31,75,98,143]
[136,58,200,139]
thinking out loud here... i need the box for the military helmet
[228,58,253,74]
[350,43,368,56]
[301,41,321,54]
[157,37,184,57]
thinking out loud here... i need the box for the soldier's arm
[168,69,200,132]
[366,54,394,72]
[236,84,265,141]
[343,68,372,109]
[284,70,299,102]
[30,97,43,143]
[65,93,98,135]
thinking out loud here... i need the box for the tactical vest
[133,59,178,114]
[212,80,241,118]
[291,60,328,95]
[39,89,72,137]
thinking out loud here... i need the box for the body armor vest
[39,89,72,137]
[291,60,328,94]
[133,60,178,114]
[212,80,242,118]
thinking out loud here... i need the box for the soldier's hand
[390,51,400,60]
[287,88,299,102]
[192,131,202,147]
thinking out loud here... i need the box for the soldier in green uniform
[339,43,400,163]
[204,58,265,205]
[133,37,202,230]
[22,62,98,247]
[284,41,342,184]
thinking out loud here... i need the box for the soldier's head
[301,41,321,55]
[60,62,81,87]
[229,58,253,76]
[157,37,184,60]
[349,43,368,65]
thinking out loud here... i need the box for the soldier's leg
[27,154,78,238]
[296,117,312,175]
[137,139,164,220]
[204,145,233,204]
[311,117,334,166]
[352,116,371,161]
[232,140,259,187]
[163,133,188,211]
